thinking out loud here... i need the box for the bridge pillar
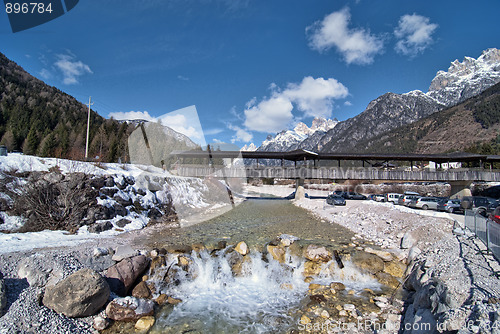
[295,178,305,199]
[449,181,473,199]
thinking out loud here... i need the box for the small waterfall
[148,245,381,333]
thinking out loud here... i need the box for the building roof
[171,149,495,163]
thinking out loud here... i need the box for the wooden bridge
[175,165,500,182]
[171,149,500,197]
[172,149,500,180]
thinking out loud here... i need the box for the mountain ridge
[251,48,500,155]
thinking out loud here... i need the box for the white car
[385,193,402,204]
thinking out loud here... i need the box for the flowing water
[143,198,356,250]
[128,199,386,333]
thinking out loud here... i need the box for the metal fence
[464,210,500,262]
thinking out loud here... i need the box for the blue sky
[1,0,500,147]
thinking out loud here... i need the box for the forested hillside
[0,52,132,162]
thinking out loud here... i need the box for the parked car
[397,193,421,206]
[329,190,344,197]
[409,197,440,210]
[385,193,402,204]
[460,196,493,217]
[488,206,500,224]
[369,194,386,202]
[343,192,367,200]
[326,195,346,206]
[437,198,462,213]
[485,197,500,210]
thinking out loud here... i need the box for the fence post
[474,212,477,235]
[486,219,490,254]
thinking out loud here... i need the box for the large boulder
[105,296,155,322]
[42,268,110,318]
[105,255,150,296]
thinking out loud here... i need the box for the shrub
[12,175,97,233]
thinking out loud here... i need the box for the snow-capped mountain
[257,117,338,152]
[248,48,500,155]
[316,48,500,153]
[426,48,500,106]
[241,143,257,151]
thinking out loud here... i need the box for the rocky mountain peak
[311,117,338,132]
[257,117,339,152]
[427,48,500,106]
[293,122,312,136]
[241,143,257,151]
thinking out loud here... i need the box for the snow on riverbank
[0,154,232,254]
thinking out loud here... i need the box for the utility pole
[85,96,93,160]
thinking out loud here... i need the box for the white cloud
[227,124,253,143]
[204,128,223,135]
[54,53,92,85]
[242,76,348,133]
[177,75,189,81]
[306,7,384,65]
[394,14,438,56]
[344,100,353,106]
[109,111,156,122]
[283,76,348,118]
[243,94,294,133]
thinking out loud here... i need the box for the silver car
[409,197,440,210]
[437,199,461,213]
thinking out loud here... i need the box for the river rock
[330,282,346,291]
[132,281,152,299]
[303,245,332,262]
[401,232,417,249]
[178,255,193,268]
[0,271,6,313]
[384,261,406,278]
[375,272,401,289]
[105,296,155,322]
[364,247,393,262]
[278,234,300,247]
[105,255,150,296]
[227,251,249,276]
[88,220,113,233]
[267,245,286,263]
[135,316,155,331]
[408,246,422,264]
[149,255,166,275]
[352,252,385,273]
[112,245,138,261]
[303,261,322,276]
[115,218,131,228]
[17,257,50,287]
[42,268,110,317]
[234,241,249,256]
[93,316,110,331]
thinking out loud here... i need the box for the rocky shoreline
[291,192,500,333]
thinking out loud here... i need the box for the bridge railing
[464,210,500,263]
[175,165,500,182]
